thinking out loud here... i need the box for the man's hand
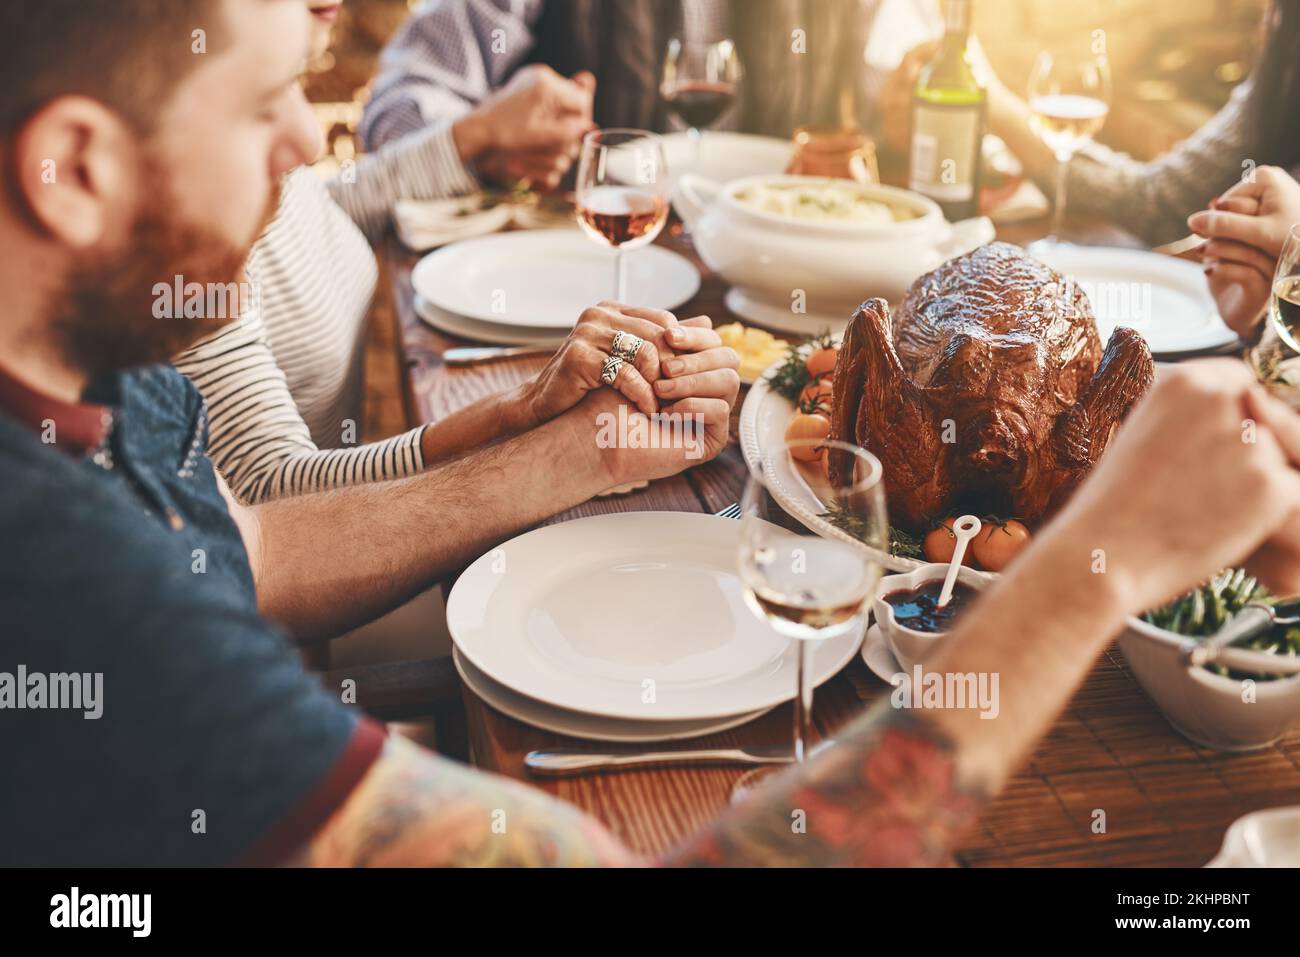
[518,303,739,426]
[453,65,595,189]
[1044,359,1300,612]
[1187,166,1300,337]
[559,369,735,493]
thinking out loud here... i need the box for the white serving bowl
[674,173,994,331]
[1119,617,1300,752]
[873,563,992,673]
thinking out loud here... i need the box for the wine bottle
[908,0,985,221]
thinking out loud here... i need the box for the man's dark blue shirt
[0,365,382,866]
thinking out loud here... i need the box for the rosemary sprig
[766,330,835,402]
[819,503,923,560]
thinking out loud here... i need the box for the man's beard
[51,176,282,381]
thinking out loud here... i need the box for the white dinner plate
[446,512,864,721]
[1032,244,1239,356]
[413,295,569,347]
[662,131,793,192]
[411,230,701,330]
[739,353,923,574]
[453,648,771,743]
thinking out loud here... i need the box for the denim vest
[80,365,256,605]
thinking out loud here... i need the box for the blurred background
[306,0,1269,175]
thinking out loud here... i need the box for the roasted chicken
[828,242,1155,530]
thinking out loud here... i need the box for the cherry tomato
[785,412,831,461]
[799,375,834,413]
[923,518,973,566]
[971,520,1031,572]
[805,346,839,378]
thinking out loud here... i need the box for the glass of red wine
[575,128,670,301]
[660,36,742,168]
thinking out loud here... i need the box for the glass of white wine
[575,128,670,301]
[733,438,888,798]
[1249,224,1300,408]
[1027,45,1112,246]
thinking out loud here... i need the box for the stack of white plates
[411,230,701,346]
[446,512,864,742]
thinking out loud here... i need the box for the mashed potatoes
[734,181,907,224]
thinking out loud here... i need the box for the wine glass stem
[614,248,627,301]
[689,126,703,166]
[1050,154,1069,242]
[793,639,813,763]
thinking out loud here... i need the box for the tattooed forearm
[306,737,639,867]
[664,706,989,867]
[306,710,986,868]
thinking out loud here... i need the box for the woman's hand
[1188,165,1300,259]
[1187,166,1300,337]
[518,302,740,430]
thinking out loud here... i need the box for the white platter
[446,512,863,721]
[1033,244,1239,356]
[453,648,771,743]
[738,353,923,574]
[411,230,700,330]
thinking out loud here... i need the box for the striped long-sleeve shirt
[174,122,477,504]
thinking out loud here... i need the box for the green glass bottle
[908,0,985,221]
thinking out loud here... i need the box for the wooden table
[387,217,1300,866]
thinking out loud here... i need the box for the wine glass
[733,438,888,797]
[1027,44,1112,246]
[660,36,742,168]
[575,128,670,301]
[1249,224,1300,408]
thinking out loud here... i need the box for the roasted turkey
[827,242,1155,530]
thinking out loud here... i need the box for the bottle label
[909,104,979,202]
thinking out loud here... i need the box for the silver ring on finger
[599,355,625,386]
[610,330,645,364]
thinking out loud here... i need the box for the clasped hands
[517,303,740,488]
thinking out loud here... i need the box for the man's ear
[11,96,139,249]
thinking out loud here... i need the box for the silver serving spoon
[1183,598,1300,675]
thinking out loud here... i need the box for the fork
[715,502,742,520]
